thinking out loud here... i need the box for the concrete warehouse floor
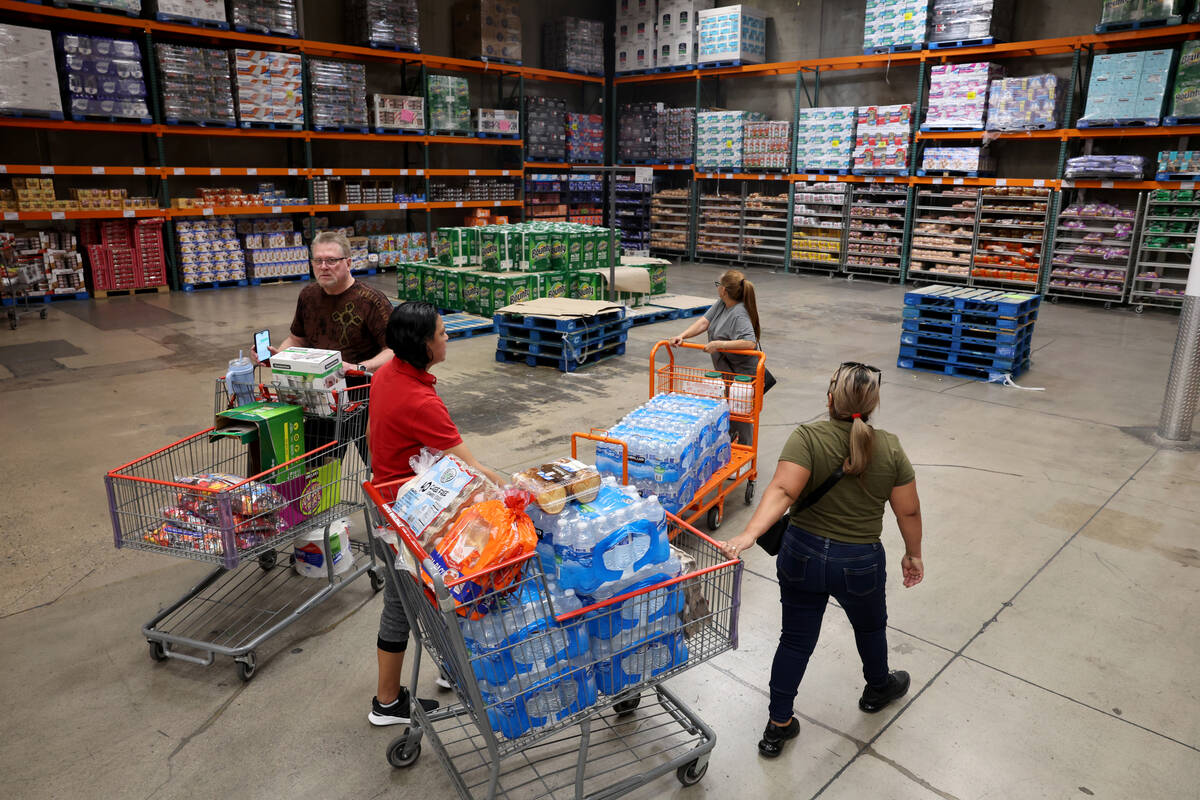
[1,265,1197,800]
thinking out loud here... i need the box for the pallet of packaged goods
[1130,187,1198,309]
[908,186,979,284]
[971,186,1051,290]
[1048,197,1140,305]
[846,185,907,277]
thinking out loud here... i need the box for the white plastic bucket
[294,517,354,578]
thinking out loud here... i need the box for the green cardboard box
[398,263,423,301]
[539,271,569,299]
[422,265,441,304]
[519,230,551,272]
[462,271,486,315]
[484,273,541,315]
[631,264,668,295]
[569,271,604,301]
[442,268,466,310]
[549,229,568,271]
[214,402,306,481]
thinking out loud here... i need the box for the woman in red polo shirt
[366,301,505,727]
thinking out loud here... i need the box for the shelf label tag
[3,212,16,221]
[757,174,766,181]
[723,172,733,180]
[994,178,1007,186]
[40,165,54,175]
[0,165,6,174]
[455,201,463,208]
[469,169,477,176]
[1033,179,1045,187]
[885,177,895,183]
[134,167,146,175]
[864,176,875,183]
[91,166,106,175]
[51,211,65,219]
[933,177,944,184]
[398,203,407,210]
[493,200,500,207]
[339,204,349,211]
[953,178,964,185]
[361,169,371,176]
[174,167,185,175]
[503,170,511,176]
[1183,182,1196,189]
[324,168,333,176]
[210,168,221,176]
[635,166,653,184]
[247,168,257,175]
[202,208,214,216]
[123,209,135,218]
[288,168,299,176]
[1101,180,1114,188]
[271,206,282,214]
[416,169,424,176]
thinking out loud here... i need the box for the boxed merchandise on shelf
[176,217,247,286]
[364,232,428,268]
[697,5,767,65]
[619,102,659,162]
[237,216,307,281]
[567,113,604,163]
[525,95,567,162]
[1157,149,1200,176]
[345,0,420,52]
[985,73,1061,130]
[928,0,1013,44]
[795,107,856,172]
[615,14,657,73]
[743,120,791,171]
[1098,0,1184,29]
[3,229,84,297]
[1050,198,1138,301]
[696,110,766,171]
[475,108,520,136]
[852,104,913,174]
[81,218,167,292]
[924,62,1002,130]
[657,107,695,163]
[1064,155,1145,179]
[153,1,228,26]
[1170,40,1200,119]
[155,43,236,126]
[543,17,604,75]
[1080,49,1173,124]
[452,0,522,63]
[428,74,471,133]
[863,0,928,52]
[371,94,424,131]
[308,59,368,131]
[920,146,994,173]
[656,0,714,67]
[57,33,150,122]
[58,0,141,12]
[234,49,303,127]
[229,0,299,37]
[0,24,63,118]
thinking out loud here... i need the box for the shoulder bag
[755,466,845,556]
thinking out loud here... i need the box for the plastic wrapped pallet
[920,146,993,173]
[155,44,235,126]
[1098,0,1184,28]
[345,0,420,52]
[863,0,928,52]
[0,24,63,118]
[928,0,1013,44]
[525,95,567,162]
[371,94,424,131]
[619,102,658,162]
[924,62,1002,130]
[696,110,766,171]
[1170,40,1200,120]
[795,107,856,172]
[233,49,303,127]
[1080,49,1173,125]
[61,0,141,12]
[452,0,522,63]
[154,0,227,25]
[656,0,714,67]
[985,74,1061,130]
[427,74,470,133]
[229,0,299,36]
[57,33,150,122]
[656,106,695,163]
[1063,155,1145,179]
[544,17,604,75]
[852,104,912,174]
[567,113,604,164]
[308,59,368,131]
[743,120,791,170]
[697,4,766,65]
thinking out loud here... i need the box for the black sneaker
[858,670,911,714]
[368,687,440,727]
[757,717,800,758]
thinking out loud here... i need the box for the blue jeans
[769,525,890,723]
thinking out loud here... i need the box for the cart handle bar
[570,431,628,485]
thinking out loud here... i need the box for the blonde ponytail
[828,364,882,476]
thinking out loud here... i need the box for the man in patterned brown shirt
[270,230,393,374]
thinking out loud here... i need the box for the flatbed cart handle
[648,340,766,400]
[571,431,628,485]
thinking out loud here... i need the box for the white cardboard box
[270,347,346,416]
[697,4,767,65]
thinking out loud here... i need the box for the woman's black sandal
[757,717,800,758]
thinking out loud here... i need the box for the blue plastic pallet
[698,60,748,69]
[51,0,137,16]
[156,13,231,30]
[430,129,475,137]
[366,42,421,54]
[182,279,249,292]
[899,331,1031,360]
[493,307,627,333]
[0,108,65,121]
[69,113,153,125]
[902,305,1039,331]
[26,291,89,303]
[313,125,371,134]
[373,128,425,136]
[915,169,995,178]
[1155,172,1200,180]
[903,285,1041,316]
[250,274,311,286]
[443,312,496,340]
[476,132,521,139]
[241,121,303,131]
[496,317,631,342]
[1095,17,1181,34]
[864,43,923,55]
[796,168,851,175]
[479,56,522,66]
[899,341,1029,371]
[900,316,1033,344]
[233,25,299,37]
[498,326,627,357]
[928,36,999,49]
[164,118,236,128]
[496,340,625,372]
[1163,116,1200,126]
[898,355,1029,382]
[919,125,986,132]
[1076,117,1161,129]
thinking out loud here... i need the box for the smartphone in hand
[254,329,271,363]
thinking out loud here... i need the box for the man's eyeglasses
[311,257,348,268]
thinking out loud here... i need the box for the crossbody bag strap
[794,466,845,512]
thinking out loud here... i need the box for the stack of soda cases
[81,219,167,291]
[543,17,605,75]
[308,59,368,131]
[57,33,150,122]
[567,174,604,224]
[656,107,695,163]
[595,393,732,514]
[345,0,420,51]
[696,110,766,171]
[863,0,928,52]
[428,74,471,133]
[233,49,304,127]
[743,120,791,170]
[229,0,299,36]
[852,104,913,174]
[155,43,236,126]
[524,96,567,162]
[566,113,603,163]
[618,102,658,162]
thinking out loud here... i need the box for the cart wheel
[258,551,278,571]
[236,652,257,682]
[1135,304,1145,315]
[39,308,47,319]
[369,569,385,593]
[1049,296,1059,304]
[387,734,421,768]
[744,480,756,505]
[677,759,708,786]
[707,505,722,531]
[846,274,855,282]
[614,693,642,716]
[148,640,167,662]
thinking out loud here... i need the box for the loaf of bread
[517,458,602,514]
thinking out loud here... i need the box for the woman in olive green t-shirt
[716,362,925,759]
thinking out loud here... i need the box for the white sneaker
[435,675,453,691]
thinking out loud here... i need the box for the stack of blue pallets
[494,307,631,372]
[898,286,1040,381]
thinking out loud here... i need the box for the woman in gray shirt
[670,269,762,444]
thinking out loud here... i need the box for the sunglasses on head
[832,361,883,387]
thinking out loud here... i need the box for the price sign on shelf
[933,177,944,185]
[123,209,135,218]
[953,178,964,185]
[271,206,282,214]
[455,201,464,208]
[493,200,501,207]
[91,166,106,175]
[1183,182,1196,190]
[361,169,371,176]
[202,208,214,216]
[247,168,257,176]
[1033,179,1045,187]
[210,168,222,176]
[995,178,1007,186]
[339,204,349,211]
[174,167,185,175]
[398,203,407,210]
[634,166,653,185]
[1101,180,1114,189]
[468,169,477,176]
[51,211,65,220]
[133,167,145,175]
[288,168,298,176]
[40,165,54,175]
[324,168,333,176]
[4,212,18,221]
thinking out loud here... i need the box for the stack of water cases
[595,393,731,515]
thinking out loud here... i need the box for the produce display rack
[1130,187,1199,309]
[0,0,603,292]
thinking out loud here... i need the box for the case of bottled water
[481,658,599,740]
[591,618,689,695]
[585,554,684,641]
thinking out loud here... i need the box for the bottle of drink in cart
[729,374,754,416]
[226,350,256,407]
